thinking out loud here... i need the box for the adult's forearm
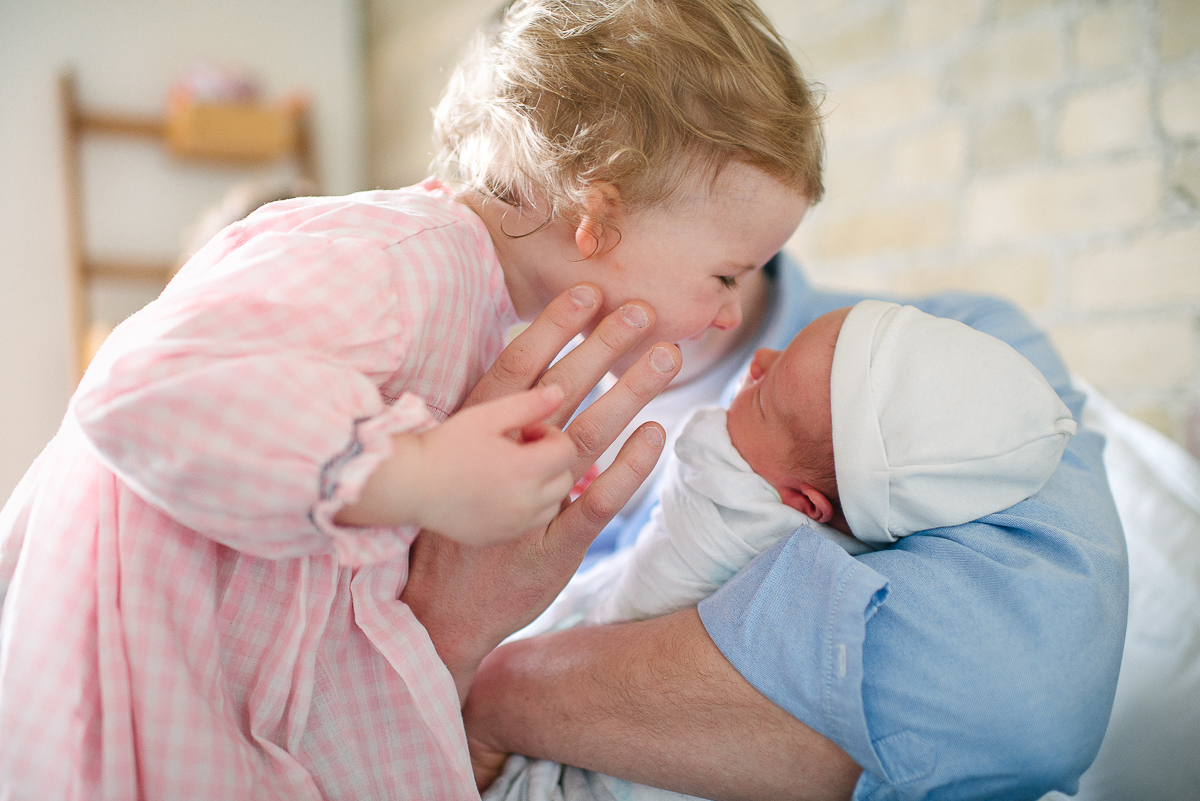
[464,608,861,801]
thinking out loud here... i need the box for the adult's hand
[464,609,863,800]
[400,283,682,702]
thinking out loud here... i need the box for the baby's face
[726,307,850,492]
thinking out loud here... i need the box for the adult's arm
[465,608,861,800]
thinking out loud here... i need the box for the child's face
[725,307,850,493]
[576,162,806,376]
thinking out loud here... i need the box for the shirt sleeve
[699,281,1128,799]
[72,225,432,566]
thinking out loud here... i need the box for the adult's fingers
[535,302,656,430]
[565,342,680,480]
[462,284,603,409]
[548,422,667,553]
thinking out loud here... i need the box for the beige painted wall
[379,0,1198,459]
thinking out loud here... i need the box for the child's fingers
[519,420,562,443]
[510,468,575,537]
[475,384,567,434]
[540,469,577,506]
[462,284,602,409]
[522,429,579,482]
[530,470,577,530]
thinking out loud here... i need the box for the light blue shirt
[598,255,1129,799]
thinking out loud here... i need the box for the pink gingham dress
[0,179,518,799]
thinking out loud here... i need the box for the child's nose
[712,298,743,331]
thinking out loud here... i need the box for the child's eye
[718,275,739,289]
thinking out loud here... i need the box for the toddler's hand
[375,385,576,546]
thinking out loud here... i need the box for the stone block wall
[367,0,1200,456]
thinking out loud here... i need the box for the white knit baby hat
[830,300,1077,544]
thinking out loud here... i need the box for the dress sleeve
[72,227,433,566]
[699,278,1129,799]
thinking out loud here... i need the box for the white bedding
[1042,380,1200,800]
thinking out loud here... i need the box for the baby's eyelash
[718,275,738,289]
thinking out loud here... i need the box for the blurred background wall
[0,0,366,499]
[370,0,1200,463]
[779,0,1200,464]
[1,0,1196,499]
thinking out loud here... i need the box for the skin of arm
[464,609,862,801]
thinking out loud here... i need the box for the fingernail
[541,383,564,403]
[620,304,649,328]
[643,426,665,448]
[649,346,676,374]
[569,285,597,308]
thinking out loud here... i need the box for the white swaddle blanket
[484,756,698,801]
[588,406,870,624]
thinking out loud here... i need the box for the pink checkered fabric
[0,180,518,799]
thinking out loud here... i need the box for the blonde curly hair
[432,0,824,234]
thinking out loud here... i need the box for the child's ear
[778,483,834,523]
[575,182,620,259]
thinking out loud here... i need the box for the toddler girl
[0,0,822,798]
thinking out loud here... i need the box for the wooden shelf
[85,258,177,282]
[166,101,297,162]
[77,111,166,139]
[59,71,319,379]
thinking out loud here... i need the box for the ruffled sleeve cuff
[697,525,890,778]
[309,392,436,567]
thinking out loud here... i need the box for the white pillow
[1043,380,1200,800]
